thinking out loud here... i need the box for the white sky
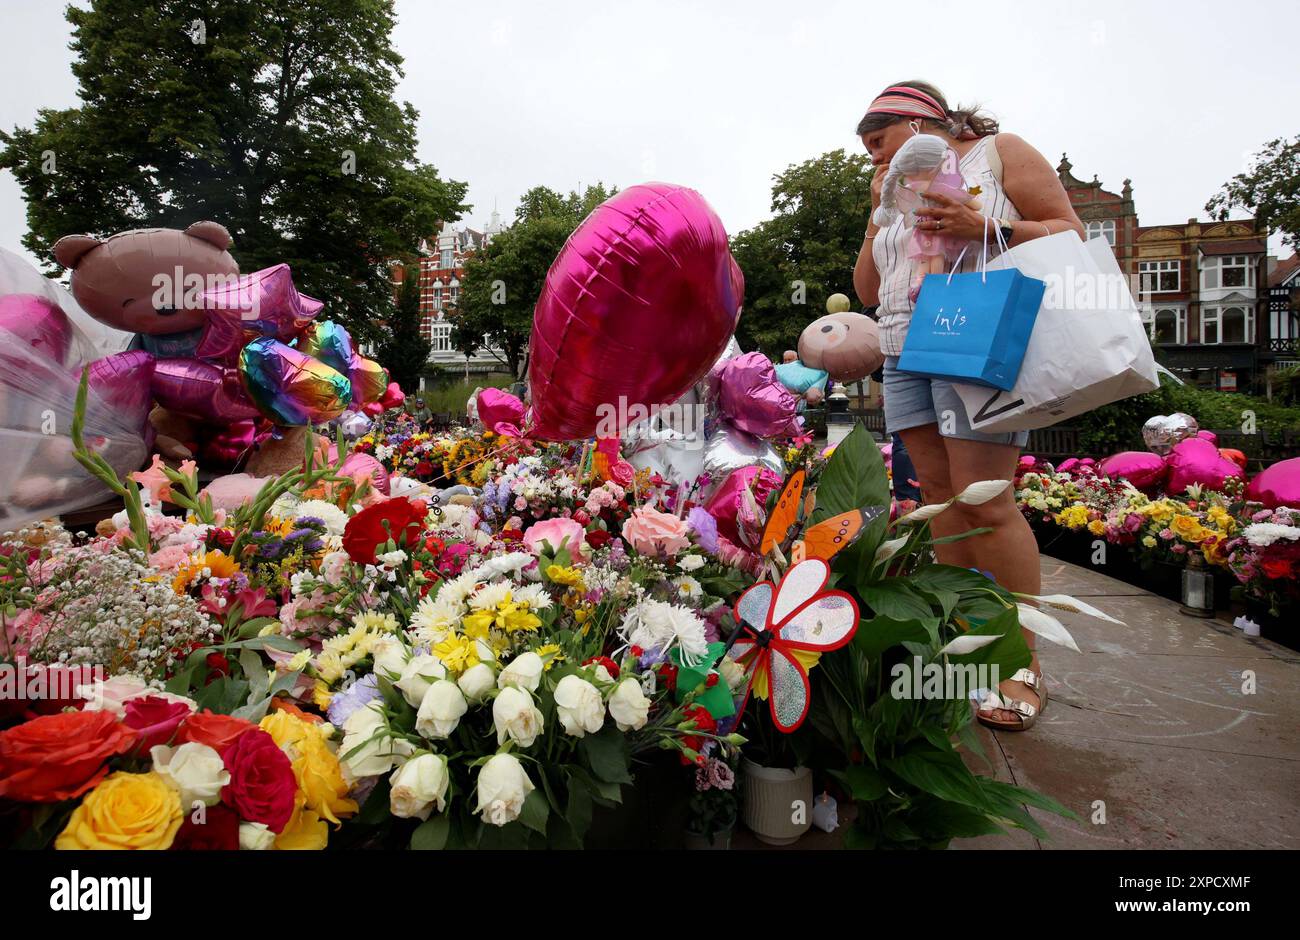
[2,0,1296,271]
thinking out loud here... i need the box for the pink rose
[523,518,591,561]
[123,694,195,753]
[609,459,635,487]
[621,506,691,558]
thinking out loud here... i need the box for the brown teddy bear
[798,312,885,383]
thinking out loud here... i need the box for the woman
[852,81,1083,732]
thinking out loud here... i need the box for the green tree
[0,0,468,346]
[1207,135,1300,249]
[732,149,875,356]
[455,183,617,379]
[375,263,431,393]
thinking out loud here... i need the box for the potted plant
[736,708,815,846]
[684,754,738,849]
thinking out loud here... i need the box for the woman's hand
[914,191,989,242]
[869,162,889,216]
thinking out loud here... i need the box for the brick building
[1058,155,1278,392]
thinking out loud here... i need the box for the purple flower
[326,673,382,728]
[687,507,719,554]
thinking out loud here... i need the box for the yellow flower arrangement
[56,771,183,850]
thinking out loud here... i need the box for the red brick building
[1058,155,1278,392]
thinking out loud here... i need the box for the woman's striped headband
[864,85,948,122]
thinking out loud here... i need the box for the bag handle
[944,214,1014,286]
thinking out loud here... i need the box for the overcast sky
[2,0,1296,271]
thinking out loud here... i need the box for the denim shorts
[882,357,1029,447]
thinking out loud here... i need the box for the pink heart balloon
[1165,437,1245,494]
[526,183,743,441]
[477,387,525,434]
[1246,456,1300,509]
[339,451,390,496]
[713,351,801,439]
[1100,451,1167,491]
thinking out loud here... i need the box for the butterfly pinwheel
[727,558,859,733]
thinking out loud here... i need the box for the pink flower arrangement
[621,506,692,558]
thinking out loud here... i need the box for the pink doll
[872,134,982,302]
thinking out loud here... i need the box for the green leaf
[579,725,633,785]
[518,789,550,834]
[852,616,932,659]
[239,648,269,702]
[812,421,889,520]
[565,778,594,841]
[830,764,889,802]
[946,606,1032,677]
[857,581,940,626]
[358,777,393,826]
[884,744,989,811]
[410,814,450,850]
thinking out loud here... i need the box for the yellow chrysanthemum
[535,643,564,670]
[546,564,584,587]
[433,633,480,674]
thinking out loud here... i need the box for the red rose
[342,497,427,564]
[0,710,136,802]
[178,711,257,751]
[171,802,240,850]
[221,729,297,833]
[585,529,612,550]
[680,703,718,761]
[205,651,231,682]
[1261,558,1294,580]
[123,696,192,753]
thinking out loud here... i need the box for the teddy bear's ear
[184,221,233,251]
[52,234,102,269]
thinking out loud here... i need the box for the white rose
[492,686,544,748]
[497,651,543,692]
[553,674,604,737]
[239,822,276,850]
[678,553,706,571]
[340,702,414,779]
[150,742,230,807]
[457,662,497,702]
[475,752,535,827]
[607,678,650,732]
[75,674,150,717]
[396,654,447,708]
[370,635,409,681]
[389,753,449,821]
[718,656,747,693]
[416,679,468,739]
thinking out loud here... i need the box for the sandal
[975,667,1047,732]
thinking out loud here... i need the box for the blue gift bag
[896,268,1046,391]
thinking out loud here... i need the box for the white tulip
[492,686,544,748]
[340,701,414,780]
[497,651,543,692]
[607,678,650,731]
[475,752,535,827]
[370,635,409,681]
[553,674,605,737]
[416,679,468,739]
[389,753,449,821]
[150,742,230,808]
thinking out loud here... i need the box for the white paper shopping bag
[953,232,1158,432]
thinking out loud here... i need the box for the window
[1139,260,1179,295]
[432,285,443,311]
[1085,220,1116,246]
[1144,305,1186,344]
[430,323,452,353]
[1202,305,1253,344]
[440,248,453,270]
[1201,254,1255,291]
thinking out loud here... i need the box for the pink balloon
[202,420,265,465]
[0,294,74,366]
[526,183,743,440]
[1197,429,1219,446]
[703,465,764,545]
[1100,451,1168,491]
[713,352,801,439]
[361,401,383,416]
[195,264,325,362]
[82,351,156,432]
[477,387,525,434]
[1165,437,1245,494]
[1057,457,1081,473]
[380,381,406,410]
[1246,456,1300,509]
[152,357,262,423]
[202,473,272,512]
[339,451,390,495]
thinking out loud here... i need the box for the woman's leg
[896,424,976,569]
[941,436,1043,726]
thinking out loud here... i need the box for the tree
[731,149,875,357]
[455,183,617,379]
[375,263,431,393]
[0,0,468,346]
[1207,135,1300,250]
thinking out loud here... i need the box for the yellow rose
[56,771,182,850]
[275,803,329,850]
[260,712,358,825]
[1171,515,1201,538]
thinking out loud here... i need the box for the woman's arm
[854,164,888,306]
[995,133,1085,243]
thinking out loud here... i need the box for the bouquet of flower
[1225,506,1300,617]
